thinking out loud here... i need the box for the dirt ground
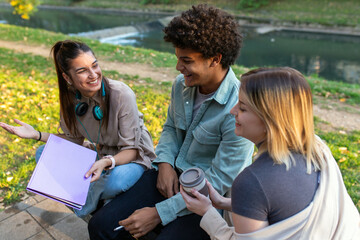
[1,40,359,132]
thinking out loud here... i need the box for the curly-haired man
[88,5,254,240]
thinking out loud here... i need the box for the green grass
[1,24,359,106]
[0,24,359,212]
[252,0,360,27]
[315,129,360,211]
[307,74,360,106]
[0,48,58,204]
[3,0,358,27]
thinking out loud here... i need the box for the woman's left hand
[180,185,212,216]
[85,158,110,182]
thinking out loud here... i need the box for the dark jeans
[88,169,210,240]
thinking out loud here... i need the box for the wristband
[37,131,42,141]
[103,155,115,170]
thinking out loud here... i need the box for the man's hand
[119,207,161,239]
[157,163,179,198]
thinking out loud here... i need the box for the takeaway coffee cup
[179,167,208,197]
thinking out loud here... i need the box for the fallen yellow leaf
[339,157,347,163]
[338,147,347,154]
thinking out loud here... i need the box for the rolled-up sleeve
[114,87,142,151]
[155,193,189,225]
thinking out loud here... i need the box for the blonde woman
[181,67,360,239]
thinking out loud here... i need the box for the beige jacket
[60,79,156,169]
[200,137,360,239]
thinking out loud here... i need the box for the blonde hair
[240,67,325,173]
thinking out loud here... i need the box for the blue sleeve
[152,79,182,169]
[155,193,190,225]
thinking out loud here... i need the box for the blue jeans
[35,145,145,218]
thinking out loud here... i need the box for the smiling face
[230,90,267,145]
[175,48,222,94]
[62,51,102,98]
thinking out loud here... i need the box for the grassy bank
[1,24,359,105]
[6,0,359,27]
[0,24,359,211]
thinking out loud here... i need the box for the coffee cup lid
[179,167,205,187]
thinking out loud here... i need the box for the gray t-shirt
[192,87,215,121]
[231,151,319,224]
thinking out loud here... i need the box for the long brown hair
[240,67,326,173]
[51,40,110,135]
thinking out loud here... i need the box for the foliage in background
[0,23,359,104]
[253,0,360,27]
[11,0,358,27]
[1,0,359,26]
[0,47,56,204]
[307,75,360,106]
[7,0,39,19]
[315,129,360,211]
[237,0,269,10]
[140,0,174,5]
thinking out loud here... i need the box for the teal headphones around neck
[75,81,105,121]
[74,80,105,160]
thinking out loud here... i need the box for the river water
[1,6,359,84]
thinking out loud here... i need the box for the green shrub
[237,0,269,10]
[140,0,174,4]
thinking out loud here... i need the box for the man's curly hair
[164,4,242,69]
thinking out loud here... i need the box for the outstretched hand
[0,119,38,140]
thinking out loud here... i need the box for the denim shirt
[153,68,254,225]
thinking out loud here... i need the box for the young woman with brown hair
[0,40,156,218]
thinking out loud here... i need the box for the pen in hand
[113,225,124,231]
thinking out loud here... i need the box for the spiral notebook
[26,134,97,209]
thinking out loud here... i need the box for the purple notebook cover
[27,134,96,209]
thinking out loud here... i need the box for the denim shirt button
[186,101,189,104]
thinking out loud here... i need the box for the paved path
[0,195,89,240]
